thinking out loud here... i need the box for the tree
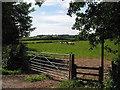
[2,1,42,70]
[67,1,120,88]
[2,2,36,46]
[67,2,120,51]
[2,1,43,46]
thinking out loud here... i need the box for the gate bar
[40,52,70,56]
[30,68,68,80]
[30,65,69,77]
[30,63,69,74]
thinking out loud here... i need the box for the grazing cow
[59,41,75,45]
[59,41,64,44]
[65,41,68,44]
[68,42,75,45]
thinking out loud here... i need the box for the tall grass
[26,40,118,60]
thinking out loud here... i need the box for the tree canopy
[67,2,120,88]
[2,1,43,46]
[2,1,43,70]
[67,2,120,52]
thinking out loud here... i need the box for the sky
[24,0,86,36]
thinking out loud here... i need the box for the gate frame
[28,51,72,80]
[71,64,103,83]
[27,51,103,83]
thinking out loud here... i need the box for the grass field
[26,40,118,60]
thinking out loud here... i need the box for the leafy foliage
[2,2,42,71]
[103,57,120,89]
[68,3,120,88]
[59,79,84,88]
[2,43,29,71]
[2,68,22,75]
[24,74,49,82]
[59,79,101,88]
[67,2,120,51]
[111,57,120,89]
[2,2,36,46]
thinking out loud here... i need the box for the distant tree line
[22,34,86,41]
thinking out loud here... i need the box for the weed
[24,74,49,82]
[59,79,85,88]
[59,78,102,88]
[2,68,22,75]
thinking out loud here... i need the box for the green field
[26,40,118,60]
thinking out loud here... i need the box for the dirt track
[2,75,60,88]
[2,58,111,88]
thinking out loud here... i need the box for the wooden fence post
[73,64,77,79]
[69,54,75,80]
[99,67,103,85]
[69,54,72,80]
[72,54,74,79]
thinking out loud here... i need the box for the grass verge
[59,79,101,88]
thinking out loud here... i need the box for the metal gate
[27,51,73,80]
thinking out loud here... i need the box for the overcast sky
[24,0,86,36]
